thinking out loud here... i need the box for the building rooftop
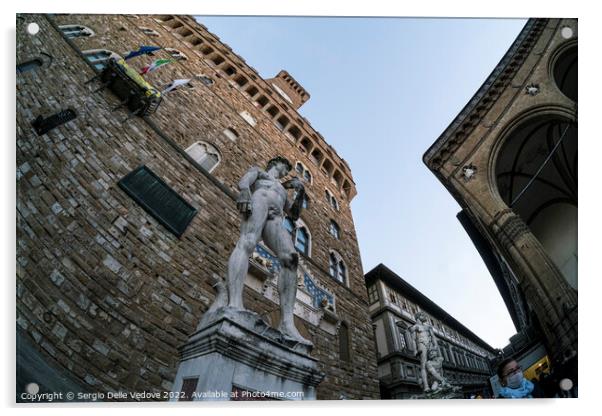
[365,263,497,353]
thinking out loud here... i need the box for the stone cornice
[423,18,549,171]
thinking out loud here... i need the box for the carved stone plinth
[410,385,463,400]
[170,307,324,401]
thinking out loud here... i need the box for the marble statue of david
[224,156,310,345]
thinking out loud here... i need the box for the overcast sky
[196,15,526,348]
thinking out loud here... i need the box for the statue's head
[266,156,292,178]
[415,311,427,323]
[428,349,440,360]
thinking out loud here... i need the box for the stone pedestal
[170,307,324,401]
[410,385,463,400]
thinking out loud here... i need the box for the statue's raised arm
[282,176,305,222]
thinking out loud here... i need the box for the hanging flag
[124,45,161,61]
[139,59,173,75]
[161,79,192,94]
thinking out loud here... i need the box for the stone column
[489,209,577,363]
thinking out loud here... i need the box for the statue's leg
[433,372,445,383]
[226,202,268,310]
[419,346,429,391]
[263,218,310,344]
[427,364,445,383]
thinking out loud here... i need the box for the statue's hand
[283,177,304,191]
[290,177,304,190]
[236,189,252,217]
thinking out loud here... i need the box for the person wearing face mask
[496,358,544,398]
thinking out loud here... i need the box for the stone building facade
[365,264,496,399]
[422,18,577,370]
[16,13,379,400]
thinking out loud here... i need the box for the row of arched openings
[494,43,577,289]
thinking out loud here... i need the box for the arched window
[185,141,221,172]
[292,190,309,210]
[59,25,95,39]
[165,48,187,61]
[303,194,310,209]
[325,189,339,210]
[329,250,347,284]
[553,45,577,102]
[495,116,577,289]
[338,321,351,362]
[303,170,312,183]
[295,227,309,256]
[139,27,159,37]
[82,49,120,71]
[295,162,312,183]
[329,252,337,278]
[329,219,341,240]
[283,217,294,234]
[282,218,311,257]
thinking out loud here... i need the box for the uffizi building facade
[365,264,496,399]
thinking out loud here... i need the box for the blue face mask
[506,371,524,389]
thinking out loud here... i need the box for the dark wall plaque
[118,166,198,237]
[31,109,77,135]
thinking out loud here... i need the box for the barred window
[328,219,341,239]
[367,284,378,304]
[283,218,311,257]
[296,227,309,256]
[324,189,339,210]
[59,24,95,39]
[292,191,309,210]
[397,325,407,350]
[82,49,120,71]
[328,251,347,284]
[295,162,312,183]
